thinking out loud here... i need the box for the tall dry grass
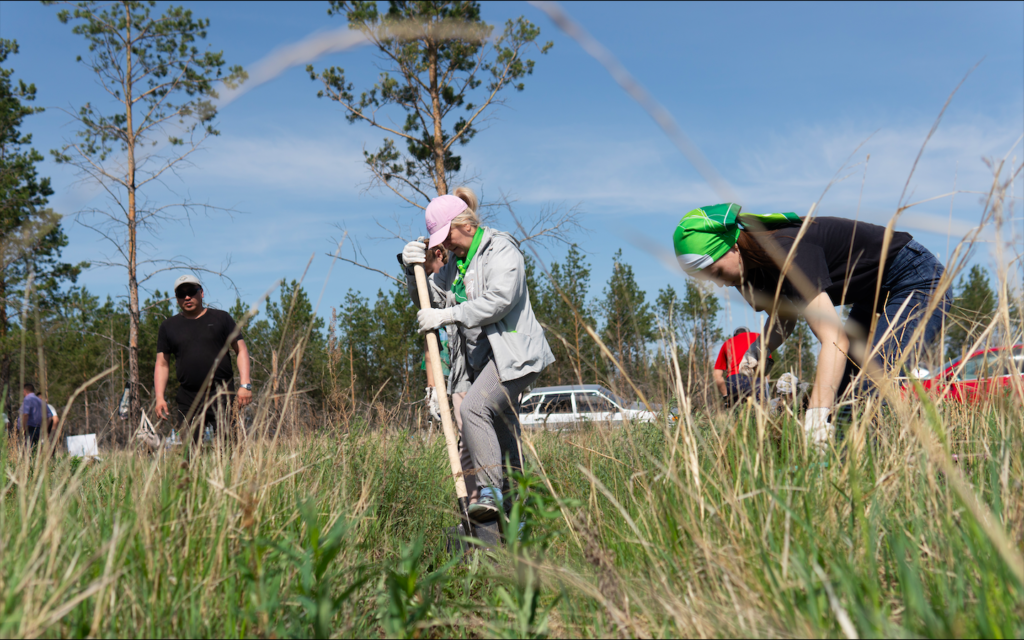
[0,372,1021,637]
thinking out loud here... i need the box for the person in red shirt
[714,327,772,406]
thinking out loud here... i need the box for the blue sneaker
[468,487,502,522]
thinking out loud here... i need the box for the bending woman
[402,187,554,519]
[673,204,950,447]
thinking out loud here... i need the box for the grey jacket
[407,228,555,384]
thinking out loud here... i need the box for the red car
[917,344,1024,403]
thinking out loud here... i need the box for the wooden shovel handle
[413,263,469,501]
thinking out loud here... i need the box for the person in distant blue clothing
[19,382,46,448]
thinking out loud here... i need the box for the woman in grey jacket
[402,187,555,520]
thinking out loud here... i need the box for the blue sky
[2,0,1022,333]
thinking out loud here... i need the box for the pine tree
[599,250,655,389]
[946,264,996,361]
[656,281,722,406]
[534,245,602,385]
[679,280,722,366]
[309,1,551,203]
[42,289,123,430]
[0,39,83,416]
[49,0,244,428]
[237,281,329,410]
[773,317,816,382]
[334,289,378,406]
[369,284,419,404]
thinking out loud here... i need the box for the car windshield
[576,392,617,413]
[602,390,631,407]
[938,347,1024,380]
[520,395,542,413]
[540,393,574,414]
[934,357,962,378]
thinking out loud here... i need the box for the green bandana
[672,203,801,273]
[451,227,485,303]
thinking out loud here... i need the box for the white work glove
[738,339,774,377]
[771,372,799,417]
[738,336,763,377]
[424,386,442,422]
[402,237,428,267]
[775,372,798,397]
[417,307,454,334]
[738,352,759,377]
[803,407,834,452]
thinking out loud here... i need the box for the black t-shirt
[157,308,240,404]
[740,217,912,310]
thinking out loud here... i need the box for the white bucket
[67,434,99,458]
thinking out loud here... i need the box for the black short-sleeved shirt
[741,217,912,309]
[157,308,240,404]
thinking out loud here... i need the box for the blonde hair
[450,186,481,229]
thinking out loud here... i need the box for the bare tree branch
[496,193,587,249]
[329,254,403,285]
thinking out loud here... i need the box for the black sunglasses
[175,285,201,299]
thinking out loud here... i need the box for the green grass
[0,396,1022,638]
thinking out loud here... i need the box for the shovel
[412,264,502,551]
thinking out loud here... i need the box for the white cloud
[469,115,1023,251]
[464,132,721,214]
[179,129,370,195]
[736,119,1021,216]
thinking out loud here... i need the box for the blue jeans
[724,373,768,406]
[838,239,951,402]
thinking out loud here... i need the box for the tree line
[6,231,1017,442]
[0,245,796,438]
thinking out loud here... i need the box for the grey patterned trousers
[460,358,538,493]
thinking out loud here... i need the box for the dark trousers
[23,423,42,448]
[724,374,768,406]
[176,388,234,445]
[839,239,951,402]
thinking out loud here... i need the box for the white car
[518,385,657,429]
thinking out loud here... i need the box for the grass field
[1,386,1022,638]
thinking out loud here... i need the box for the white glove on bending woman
[417,307,454,334]
[803,407,834,452]
[402,237,429,267]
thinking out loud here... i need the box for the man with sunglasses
[154,274,252,444]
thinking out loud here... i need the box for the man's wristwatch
[240,383,252,391]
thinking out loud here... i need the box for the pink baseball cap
[425,194,468,248]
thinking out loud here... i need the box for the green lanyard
[451,227,485,304]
